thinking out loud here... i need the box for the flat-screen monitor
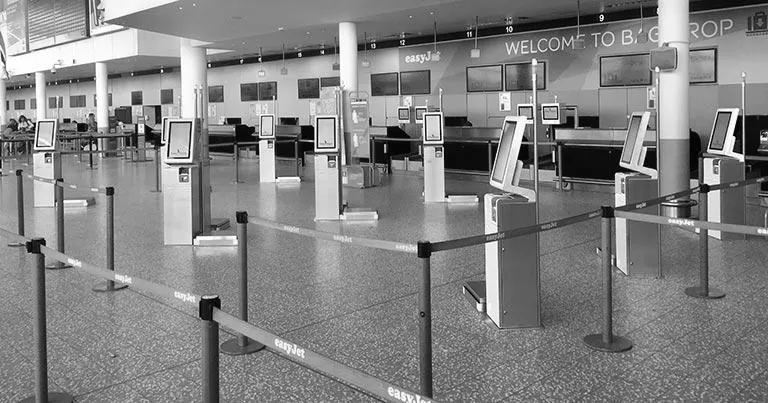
[541,103,564,125]
[165,119,197,164]
[619,112,655,177]
[489,116,534,199]
[400,70,431,95]
[398,107,411,124]
[415,107,428,124]
[315,115,338,153]
[371,73,399,96]
[34,119,58,151]
[161,117,171,143]
[706,108,742,161]
[224,117,242,125]
[259,114,275,139]
[517,104,534,121]
[423,112,444,145]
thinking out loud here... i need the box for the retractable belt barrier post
[295,138,301,177]
[584,207,633,353]
[200,296,221,403]
[8,170,26,247]
[220,212,264,355]
[88,134,95,170]
[417,241,434,398]
[685,183,725,299]
[93,187,128,293]
[46,179,72,270]
[232,143,242,184]
[151,144,162,193]
[20,238,74,403]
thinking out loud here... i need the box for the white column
[35,71,46,121]
[657,0,690,205]
[95,62,109,151]
[0,79,6,127]
[339,22,358,164]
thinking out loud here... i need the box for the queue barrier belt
[615,187,700,213]
[25,174,107,194]
[616,210,768,237]
[430,209,602,252]
[212,309,436,403]
[709,176,768,192]
[0,225,202,307]
[247,215,418,254]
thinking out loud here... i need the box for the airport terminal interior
[1,0,768,402]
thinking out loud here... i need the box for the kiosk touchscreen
[315,115,339,153]
[706,108,742,162]
[259,114,276,139]
[34,119,58,151]
[619,112,655,178]
[615,111,660,276]
[423,112,444,145]
[490,117,535,200]
[164,119,197,165]
[541,103,565,125]
[415,106,427,124]
[397,107,411,125]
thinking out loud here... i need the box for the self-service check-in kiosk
[614,112,661,276]
[259,114,301,184]
[463,116,540,329]
[703,108,745,240]
[33,119,61,208]
[422,112,479,204]
[162,118,206,245]
[314,115,378,221]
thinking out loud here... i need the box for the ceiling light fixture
[332,36,340,70]
[361,32,371,68]
[573,0,586,49]
[258,47,266,77]
[637,3,648,44]
[470,16,480,58]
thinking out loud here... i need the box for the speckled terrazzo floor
[1,154,768,402]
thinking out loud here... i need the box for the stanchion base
[583,334,633,353]
[149,190,162,193]
[220,338,265,356]
[92,282,129,293]
[685,286,725,299]
[45,263,73,270]
[231,180,245,184]
[7,242,25,247]
[20,392,74,403]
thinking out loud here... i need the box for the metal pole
[487,140,493,173]
[89,134,94,169]
[46,179,70,270]
[233,144,242,184]
[417,241,433,398]
[221,212,264,355]
[557,143,566,191]
[741,72,747,162]
[153,145,162,193]
[584,207,632,353]
[685,182,725,299]
[531,59,540,221]
[200,296,220,403]
[295,138,301,177]
[93,187,127,292]
[8,170,26,247]
[371,137,376,172]
[23,238,74,403]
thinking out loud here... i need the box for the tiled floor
[1,154,767,402]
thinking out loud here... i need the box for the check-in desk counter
[443,127,503,173]
[369,126,416,166]
[209,124,255,155]
[556,128,657,183]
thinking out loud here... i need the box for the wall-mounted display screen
[321,76,341,88]
[208,85,224,103]
[400,70,431,95]
[167,121,193,160]
[518,105,534,120]
[70,95,86,108]
[131,91,143,106]
[600,54,652,87]
[689,48,717,84]
[467,65,503,92]
[371,73,399,96]
[35,120,56,150]
[398,107,410,121]
[298,78,320,99]
[415,107,427,123]
[505,62,546,91]
[316,116,337,151]
[160,89,174,105]
[13,99,25,110]
[240,83,259,101]
[258,82,278,101]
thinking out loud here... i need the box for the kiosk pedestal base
[277,176,301,184]
[704,158,745,240]
[20,392,74,403]
[615,173,660,277]
[462,280,487,313]
[446,195,479,204]
[341,207,379,221]
[685,286,725,299]
[63,198,96,208]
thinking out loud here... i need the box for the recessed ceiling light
[278,27,285,31]
[409,15,413,19]
[306,31,310,35]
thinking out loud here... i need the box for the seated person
[2,118,19,155]
[18,115,33,133]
